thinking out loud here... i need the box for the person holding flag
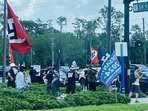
[87,65,97,91]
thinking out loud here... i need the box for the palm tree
[57,16,67,32]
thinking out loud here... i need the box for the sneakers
[135,100,140,103]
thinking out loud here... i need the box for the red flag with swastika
[7,2,32,54]
[91,47,99,64]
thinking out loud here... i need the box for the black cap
[20,66,25,72]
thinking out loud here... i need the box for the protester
[116,74,121,93]
[45,67,54,94]
[7,63,17,88]
[43,70,48,84]
[52,67,60,96]
[84,68,88,90]
[87,65,97,91]
[64,68,78,94]
[29,65,38,83]
[15,66,28,91]
[129,67,143,103]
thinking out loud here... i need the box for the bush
[0,83,141,110]
[64,91,131,106]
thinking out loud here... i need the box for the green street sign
[133,2,148,12]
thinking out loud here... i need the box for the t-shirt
[8,68,16,81]
[66,70,75,86]
[29,69,38,79]
[46,71,53,83]
[87,69,97,82]
[15,71,27,89]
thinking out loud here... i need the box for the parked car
[59,66,70,87]
[129,64,148,93]
[78,67,101,85]
[0,66,10,78]
[40,66,70,86]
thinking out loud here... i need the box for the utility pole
[31,48,32,66]
[143,18,146,65]
[107,0,111,54]
[90,33,92,65]
[2,0,7,83]
[51,31,54,67]
[123,0,135,95]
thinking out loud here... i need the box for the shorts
[130,85,140,93]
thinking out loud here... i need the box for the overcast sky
[1,0,148,33]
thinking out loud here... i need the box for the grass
[18,104,148,111]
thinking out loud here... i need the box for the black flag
[55,50,60,73]
[98,45,110,66]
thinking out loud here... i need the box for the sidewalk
[129,97,148,104]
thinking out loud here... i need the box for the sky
[0,0,148,33]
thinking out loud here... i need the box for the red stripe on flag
[91,47,99,64]
[9,44,14,64]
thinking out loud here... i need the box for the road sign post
[133,2,148,12]
[115,42,128,94]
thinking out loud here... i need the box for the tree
[72,18,86,38]
[57,16,67,32]
[130,24,144,41]
[130,24,145,64]
[98,5,124,51]
[46,19,53,29]
[20,20,38,35]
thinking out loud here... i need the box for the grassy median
[19,104,148,111]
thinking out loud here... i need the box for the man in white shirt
[15,66,28,91]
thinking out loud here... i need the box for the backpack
[129,72,137,83]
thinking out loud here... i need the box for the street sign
[115,42,127,57]
[133,2,148,12]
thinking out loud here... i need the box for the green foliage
[64,91,130,107]
[0,83,134,111]
[1,5,147,67]
[131,91,147,98]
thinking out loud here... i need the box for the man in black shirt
[45,67,53,94]
[7,63,17,88]
[64,69,78,94]
[29,66,38,83]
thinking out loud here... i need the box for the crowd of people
[7,63,29,91]
[6,63,144,103]
[6,63,99,95]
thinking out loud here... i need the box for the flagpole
[90,34,92,65]
[2,0,7,83]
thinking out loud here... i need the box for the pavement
[129,97,148,104]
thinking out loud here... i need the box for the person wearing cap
[7,63,17,88]
[29,65,39,83]
[15,66,28,91]
[64,68,78,94]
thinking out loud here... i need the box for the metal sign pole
[2,0,7,83]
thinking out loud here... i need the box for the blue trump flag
[97,45,110,80]
[98,53,121,86]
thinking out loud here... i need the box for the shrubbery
[0,83,146,111]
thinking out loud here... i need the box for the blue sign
[98,53,121,86]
